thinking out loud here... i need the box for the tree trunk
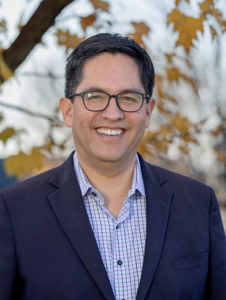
[3,0,74,72]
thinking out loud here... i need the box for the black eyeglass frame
[68,91,151,113]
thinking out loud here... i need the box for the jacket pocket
[171,252,209,271]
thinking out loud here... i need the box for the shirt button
[91,192,96,197]
[117,260,123,266]
[116,225,119,229]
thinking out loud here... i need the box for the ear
[145,98,155,129]
[60,97,73,128]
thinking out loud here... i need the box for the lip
[95,126,126,130]
[95,127,126,139]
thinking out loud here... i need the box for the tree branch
[0,101,62,122]
[3,0,74,73]
[16,72,63,79]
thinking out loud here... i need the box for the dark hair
[65,33,155,101]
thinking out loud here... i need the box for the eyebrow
[82,87,145,94]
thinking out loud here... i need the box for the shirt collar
[73,151,146,198]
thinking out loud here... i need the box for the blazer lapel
[136,155,173,300]
[47,153,115,300]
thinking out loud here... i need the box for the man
[0,33,226,300]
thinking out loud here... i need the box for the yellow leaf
[59,140,67,150]
[5,152,32,179]
[28,148,44,171]
[175,0,189,5]
[146,130,160,142]
[179,145,188,154]
[166,67,198,94]
[4,148,44,179]
[159,126,173,137]
[132,22,150,36]
[127,22,150,48]
[212,9,226,32]
[222,20,226,32]
[55,30,85,52]
[152,139,171,153]
[182,75,198,94]
[215,149,226,163]
[172,114,189,132]
[182,135,198,144]
[155,75,165,99]
[199,0,213,14]
[0,19,6,33]
[157,103,165,112]
[80,14,96,31]
[90,0,109,11]
[166,67,180,83]
[164,94,178,103]
[0,112,4,123]
[127,32,145,47]
[210,25,217,40]
[211,125,222,136]
[44,138,55,152]
[0,55,14,81]
[0,127,15,144]
[165,53,175,63]
[213,8,221,18]
[167,9,204,53]
[17,22,23,31]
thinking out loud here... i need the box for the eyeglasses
[69,91,150,112]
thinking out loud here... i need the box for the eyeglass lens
[84,92,143,111]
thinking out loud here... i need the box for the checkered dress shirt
[73,151,146,300]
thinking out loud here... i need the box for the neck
[76,151,137,218]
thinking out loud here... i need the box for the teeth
[97,128,124,136]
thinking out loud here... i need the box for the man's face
[60,53,155,164]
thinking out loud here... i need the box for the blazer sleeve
[205,187,226,300]
[0,193,17,300]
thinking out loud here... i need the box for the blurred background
[0,0,225,228]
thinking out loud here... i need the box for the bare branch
[0,101,63,123]
[2,0,74,73]
[15,72,63,79]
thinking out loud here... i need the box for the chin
[93,151,125,163]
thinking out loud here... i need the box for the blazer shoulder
[0,151,75,203]
[145,160,210,190]
[0,166,58,200]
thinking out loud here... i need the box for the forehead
[77,52,144,92]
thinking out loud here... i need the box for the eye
[86,93,105,100]
[120,94,139,102]
[90,95,101,99]
[123,97,136,102]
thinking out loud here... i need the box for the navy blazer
[0,152,226,300]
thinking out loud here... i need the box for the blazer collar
[48,151,115,300]
[48,151,173,300]
[136,153,173,300]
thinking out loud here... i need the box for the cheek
[72,106,98,132]
[136,110,147,125]
[130,113,147,134]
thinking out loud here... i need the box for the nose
[101,96,124,121]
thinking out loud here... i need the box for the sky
[0,0,226,174]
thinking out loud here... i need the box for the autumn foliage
[0,0,226,179]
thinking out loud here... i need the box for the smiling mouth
[96,128,124,136]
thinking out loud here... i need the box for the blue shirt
[73,151,146,300]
